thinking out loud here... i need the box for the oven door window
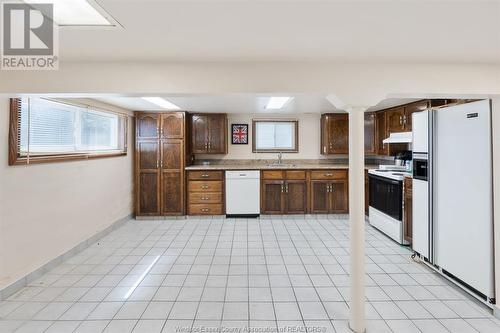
[369,175,403,221]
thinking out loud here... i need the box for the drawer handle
[201,174,209,178]
[325,173,333,176]
[202,197,209,200]
[202,185,209,189]
[201,208,210,213]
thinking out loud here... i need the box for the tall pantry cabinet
[135,112,189,216]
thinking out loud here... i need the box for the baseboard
[0,213,133,300]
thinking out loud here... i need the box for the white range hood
[383,132,412,144]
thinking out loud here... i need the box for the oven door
[369,174,403,221]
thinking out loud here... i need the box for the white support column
[348,106,367,333]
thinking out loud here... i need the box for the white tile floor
[1,215,499,333]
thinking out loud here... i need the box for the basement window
[252,120,298,153]
[9,98,127,165]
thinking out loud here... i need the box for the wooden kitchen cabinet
[310,170,349,214]
[364,112,376,155]
[135,112,188,217]
[404,177,413,244]
[261,171,308,214]
[191,113,228,154]
[385,107,406,133]
[375,111,388,155]
[321,113,348,155]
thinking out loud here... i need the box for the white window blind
[18,98,126,157]
[254,121,298,152]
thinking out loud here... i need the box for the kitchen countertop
[185,163,379,171]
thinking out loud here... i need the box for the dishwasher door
[225,170,260,217]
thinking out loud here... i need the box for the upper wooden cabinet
[375,111,387,155]
[321,113,348,155]
[136,113,160,139]
[364,112,376,155]
[385,107,406,133]
[404,100,428,132]
[191,114,228,154]
[136,112,186,140]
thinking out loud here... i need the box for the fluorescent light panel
[266,97,292,110]
[25,0,113,26]
[142,97,181,110]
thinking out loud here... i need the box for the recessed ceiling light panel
[142,97,181,110]
[266,97,292,110]
[25,0,118,27]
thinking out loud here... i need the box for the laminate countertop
[185,163,379,171]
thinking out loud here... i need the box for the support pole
[348,106,366,333]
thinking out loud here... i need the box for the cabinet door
[136,113,160,140]
[136,141,160,215]
[310,181,330,213]
[364,112,376,155]
[404,179,413,243]
[261,180,284,214]
[404,100,428,132]
[161,139,184,215]
[375,111,388,155]
[161,112,184,139]
[328,114,349,154]
[365,170,369,215]
[330,180,349,213]
[191,115,208,153]
[208,114,227,154]
[285,181,307,214]
[385,107,406,133]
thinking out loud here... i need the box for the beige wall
[0,97,134,290]
[196,113,342,161]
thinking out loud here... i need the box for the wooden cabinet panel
[386,107,406,133]
[262,170,285,179]
[404,100,428,132]
[364,112,376,155]
[285,170,307,180]
[261,180,284,214]
[321,114,348,155]
[188,170,224,180]
[189,192,223,204]
[404,177,413,244]
[310,170,347,180]
[136,113,160,139]
[161,112,184,139]
[285,181,307,214]
[188,181,223,192]
[189,204,223,215]
[208,115,227,154]
[330,180,348,213]
[376,111,388,155]
[161,140,183,170]
[311,181,329,213]
[161,171,183,215]
[191,115,209,153]
[137,141,159,170]
[138,172,160,215]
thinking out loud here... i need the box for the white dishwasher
[225,170,260,217]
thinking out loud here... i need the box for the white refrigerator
[412,100,495,302]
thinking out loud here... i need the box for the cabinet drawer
[189,203,223,215]
[189,192,222,204]
[188,170,223,180]
[262,170,284,179]
[285,170,306,180]
[310,170,348,180]
[188,181,223,192]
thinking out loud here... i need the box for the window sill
[10,151,127,166]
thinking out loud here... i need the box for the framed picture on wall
[232,124,248,144]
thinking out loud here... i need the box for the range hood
[383,132,412,144]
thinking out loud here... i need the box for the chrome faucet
[277,152,283,165]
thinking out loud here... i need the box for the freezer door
[412,111,428,153]
[412,178,429,259]
[434,100,494,298]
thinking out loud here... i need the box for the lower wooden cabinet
[403,177,413,244]
[187,171,224,215]
[365,170,369,215]
[310,180,348,214]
